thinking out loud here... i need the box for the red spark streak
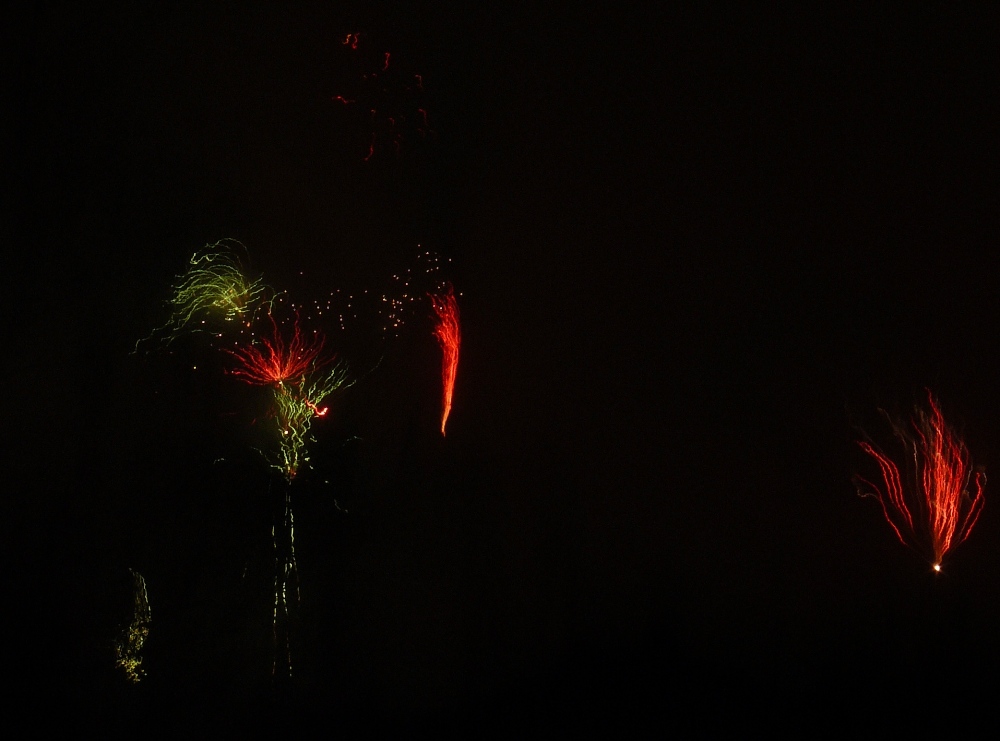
[226,314,326,386]
[429,285,460,436]
[305,400,329,417]
[856,391,985,569]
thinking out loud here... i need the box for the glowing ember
[855,390,985,571]
[429,284,460,436]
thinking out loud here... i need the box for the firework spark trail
[855,390,986,571]
[429,284,460,436]
[332,32,433,161]
[271,485,300,678]
[138,240,268,348]
[225,309,351,475]
[226,317,349,679]
[115,569,151,682]
[142,244,361,682]
[272,365,351,480]
[224,311,327,386]
[262,367,348,676]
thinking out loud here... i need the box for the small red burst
[856,390,985,570]
[429,284,460,436]
[226,313,327,386]
[333,32,432,161]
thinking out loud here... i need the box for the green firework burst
[142,240,269,346]
[271,365,352,480]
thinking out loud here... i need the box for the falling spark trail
[429,284,460,435]
[855,390,985,571]
[270,482,300,679]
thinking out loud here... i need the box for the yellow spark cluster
[380,248,452,336]
[114,569,151,683]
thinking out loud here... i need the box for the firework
[855,390,985,571]
[429,284,460,436]
[142,240,268,347]
[114,569,151,682]
[272,365,351,480]
[271,484,299,678]
[332,32,434,161]
[225,311,327,386]
[226,311,350,479]
[226,313,350,678]
[141,241,363,681]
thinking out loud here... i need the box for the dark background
[8,2,1000,733]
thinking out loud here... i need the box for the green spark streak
[115,569,151,683]
[267,366,350,677]
[271,365,352,480]
[141,240,269,346]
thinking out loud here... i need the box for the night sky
[10,3,1000,733]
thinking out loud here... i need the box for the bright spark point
[429,284,461,436]
[855,390,986,571]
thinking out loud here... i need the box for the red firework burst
[855,390,985,571]
[226,313,327,386]
[429,284,460,436]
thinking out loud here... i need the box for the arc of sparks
[429,284,461,436]
[139,240,269,349]
[855,390,986,571]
